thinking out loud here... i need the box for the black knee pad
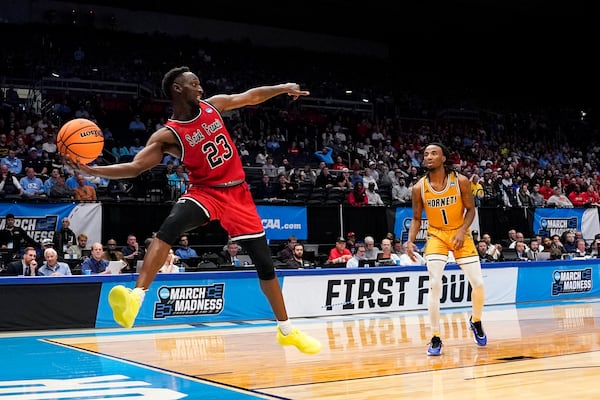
[239,237,276,280]
[155,198,209,245]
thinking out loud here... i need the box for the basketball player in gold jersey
[405,143,487,356]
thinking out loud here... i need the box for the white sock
[277,320,293,335]
[133,287,146,302]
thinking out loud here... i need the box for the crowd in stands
[3,20,600,273]
[2,21,598,208]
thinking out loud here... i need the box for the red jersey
[165,100,245,187]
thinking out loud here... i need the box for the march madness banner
[0,203,102,247]
[533,208,599,240]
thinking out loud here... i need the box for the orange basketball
[57,118,104,164]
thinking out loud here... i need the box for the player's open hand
[62,153,93,174]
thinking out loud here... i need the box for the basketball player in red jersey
[68,66,320,354]
[404,143,487,356]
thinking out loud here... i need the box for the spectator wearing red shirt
[567,185,586,207]
[327,237,352,264]
[331,155,348,171]
[581,184,600,207]
[539,179,554,200]
[348,182,368,206]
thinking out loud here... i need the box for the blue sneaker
[427,336,443,356]
[469,316,487,346]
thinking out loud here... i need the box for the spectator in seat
[477,240,494,262]
[175,234,198,259]
[538,179,554,201]
[573,239,588,257]
[561,231,577,253]
[531,183,546,207]
[103,238,125,261]
[38,248,72,276]
[378,238,401,264]
[314,166,335,189]
[80,242,111,274]
[49,173,74,200]
[1,149,22,175]
[122,234,144,271]
[327,236,352,264]
[66,233,89,259]
[167,165,188,198]
[0,163,23,198]
[582,184,600,207]
[314,146,333,166]
[363,235,379,260]
[3,246,39,276]
[159,249,180,273]
[568,184,587,207]
[348,181,368,206]
[366,182,384,206]
[73,173,97,201]
[514,241,528,261]
[278,235,297,263]
[547,186,574,208]
[526,239,542,260]
[217,241,241,266]
[287,243,312,269]
[19,167,46,199]
[346,243,367,268]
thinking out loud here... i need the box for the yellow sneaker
[108,285,141,328]
[277,327,322,354]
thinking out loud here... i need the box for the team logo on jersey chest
[185,129,205,146]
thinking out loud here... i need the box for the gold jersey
[420,171,465,231]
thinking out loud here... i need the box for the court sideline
[0,298,599,399]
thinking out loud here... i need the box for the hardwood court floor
[54,300,600,399]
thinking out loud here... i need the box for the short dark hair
[5,213,14,219]
[161,66,191,99]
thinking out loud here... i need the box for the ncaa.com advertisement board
[256,205,307,241]
[281,264,516,317]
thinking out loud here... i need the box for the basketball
[57,118,104,164]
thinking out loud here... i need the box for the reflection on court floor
[1,299,599,399]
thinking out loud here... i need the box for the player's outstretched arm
[206,83,309,112]
[66,129,174,179]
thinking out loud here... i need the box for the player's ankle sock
[277,320,293,335]
[133,287,146,302]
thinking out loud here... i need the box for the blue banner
[0,203,102,249]
[532,208,585,238]
[95,272,275,327]
[393,208,427,249]
[516,259,600,302]
[256,205,307,240]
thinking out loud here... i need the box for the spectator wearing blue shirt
[129,138,145,156]
[43,167,60,195]
[80,242,111,274]
[38,248,72,276]
[1,149,22,175]
[175,235,198,259]
[19,167,45,198]
[314,146,334,165]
